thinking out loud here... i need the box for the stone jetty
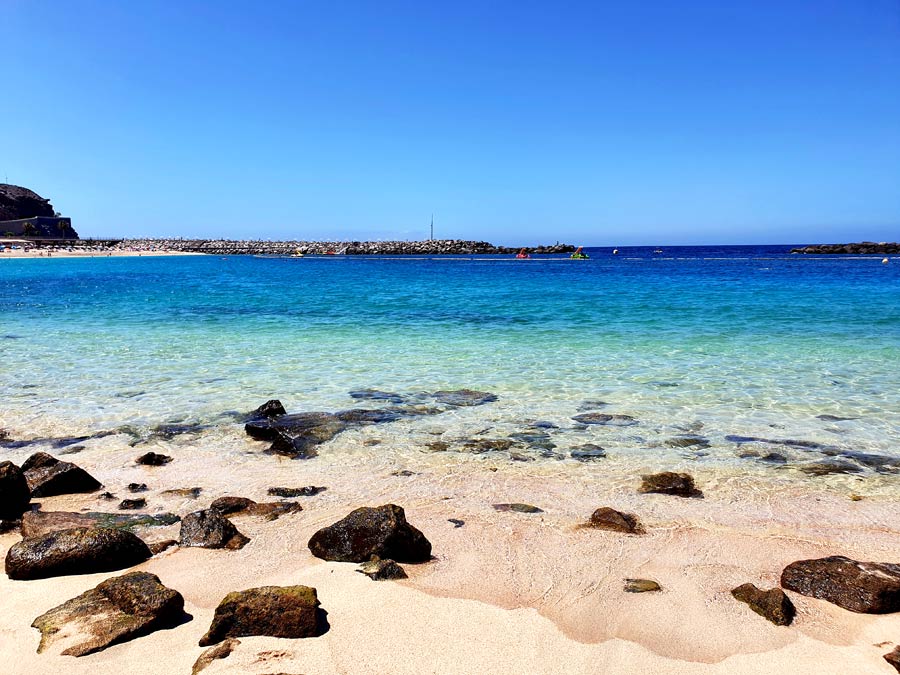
[791,242,899,254]
[103,238,576,255]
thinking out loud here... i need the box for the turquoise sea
[2,246,899,487]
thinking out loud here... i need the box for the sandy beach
[0,248,202,259]
[2,424,899,675]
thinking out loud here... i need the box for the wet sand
[1,428,899,675]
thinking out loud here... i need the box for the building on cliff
[0,184,78,240]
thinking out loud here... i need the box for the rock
[99,491,116,500]
[5,527,152,580]
[577,400,608,411]
[493,503,543,513]
[209,496,257,515]
[349,389,405,403]
[357,557,408,580]
[586,507,644,534]
[162,487,202,498]
[21,452,101,497]
[245,412,346,459]
[128,482,148,493]
[267,486,326,498]
[199,585,323,646]
[0,461,31,519]
[780,556,900,613]
[430,389,498,407]
[149,539,178,555]
[816,414,857,421]
[192,638,240,675]
[797,460,862,476]
[308,504,432,563]
[31,571,185,656]
[624,579,661,593]
[448,518,465,528]
[570,444,607,461]
[731,583,795,626]
[390,470,417,477]
[335,408,402,424]
[118,498,146,510]
[136,452,173,466]
[423,441,450,452]
[571,413,638,426]
[0,183,58,220]
[884,646,900,673]
[464,439,514,453]
[638,472,703,498]
[180,510,249,550]
[21,510,179,537]
[250,399,287,419]
[530,420,560,429]
[663,436,710,449]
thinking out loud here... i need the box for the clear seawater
[2,246,899,484]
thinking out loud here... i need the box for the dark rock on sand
[731,583,795,626]
[884,646,900,673]
[209,497,257,515]
[5,527,151,580]
[639,472,703,498]
[391,470,417,476]
[493,503,543,514]
[180,510,250,550]
[267,486,326,498]
[136,452,173,466]
[149,539,178,555]
[358,556,408,580]
[570,444,607,461]
[118,498,146,510]
[99,491,116,500]
[199,585,324,646]
[448,518,465,528]
[128,482,148,493]
[22,452,101,497]
[21,510,179,537]
[0,461,31,520]
[781,556,900,613]
[308,504,432,563]
[586,507,644,534]
[624,579,661,593]
[571,413,638,426]
[208,496,301,520]
[430,389,498,407]
[31,571,185,656]
[192,638,240,675]
[162,487,203,498]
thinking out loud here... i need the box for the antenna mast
[430,214,434,241]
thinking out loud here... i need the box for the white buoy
[883,258,889,264]
[613,248,619,255]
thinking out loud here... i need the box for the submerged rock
[192,638,240,675]
[570,444,607,461]
[180,510,250,550]
[22,452,101,497]
[586,507,644,534]
[797,460,862,476]
[349,389,405,404]
[162,487,202,499]
[663,436,710,449]
[6,527,151,580]
[209,496,257,515]
[357,556,408,580]
[571,413,638,426]
[31,571,185,656]
[199,585,324,646]
[430,389,498,407]
[308,504,432,563]
[781,556,900,613]
[0,461,31,520]
[624,579,661,593]
[136,452,173,466]
[816,414,857,422]
[464,439,515,453]
[731,583,795,626]
[267,486,326,498]
[21,510,179,537]
[493,503,543,514]
[245,412,346,459]
[638,472,703,498]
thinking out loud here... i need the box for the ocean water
[2,246,899,487]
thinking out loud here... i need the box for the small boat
[653,248,663,254]
[292,248,305,258]
[570,246,589,260]
[516,248,530,259]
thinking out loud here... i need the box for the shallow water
[2,246,899,490]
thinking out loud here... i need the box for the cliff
[0,184,57,221]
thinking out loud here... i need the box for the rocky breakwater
[792,242,900,254]
[111,238,576,255]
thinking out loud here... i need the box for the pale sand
[1,435,899,674]
[0,249,202,258]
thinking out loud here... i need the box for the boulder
[249,399,286,419]
[245,412,346,459]
[780,556,900,613]
[6,527,151,580]
[586,507,644,534]
[192,638,240,674]
[731,583,795,626]
[308,504,431,563]
[21,452,101,497]
[21,510,179,537]
[570,444,607,461]
[209,496,257,515]
[118,498,146,510]
[885,646,900,673]
[638,472,703,498]
[180,510,249,550]
[358,557,408,580]
[31,571,184,656]
[0,461,31,519]
[430,389,498,407]
[136,452,173,466]
[128,483,148,493]
[199,585,323,646]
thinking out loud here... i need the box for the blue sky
[3,1,899,245]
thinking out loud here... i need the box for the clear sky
[3,1,899,245]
